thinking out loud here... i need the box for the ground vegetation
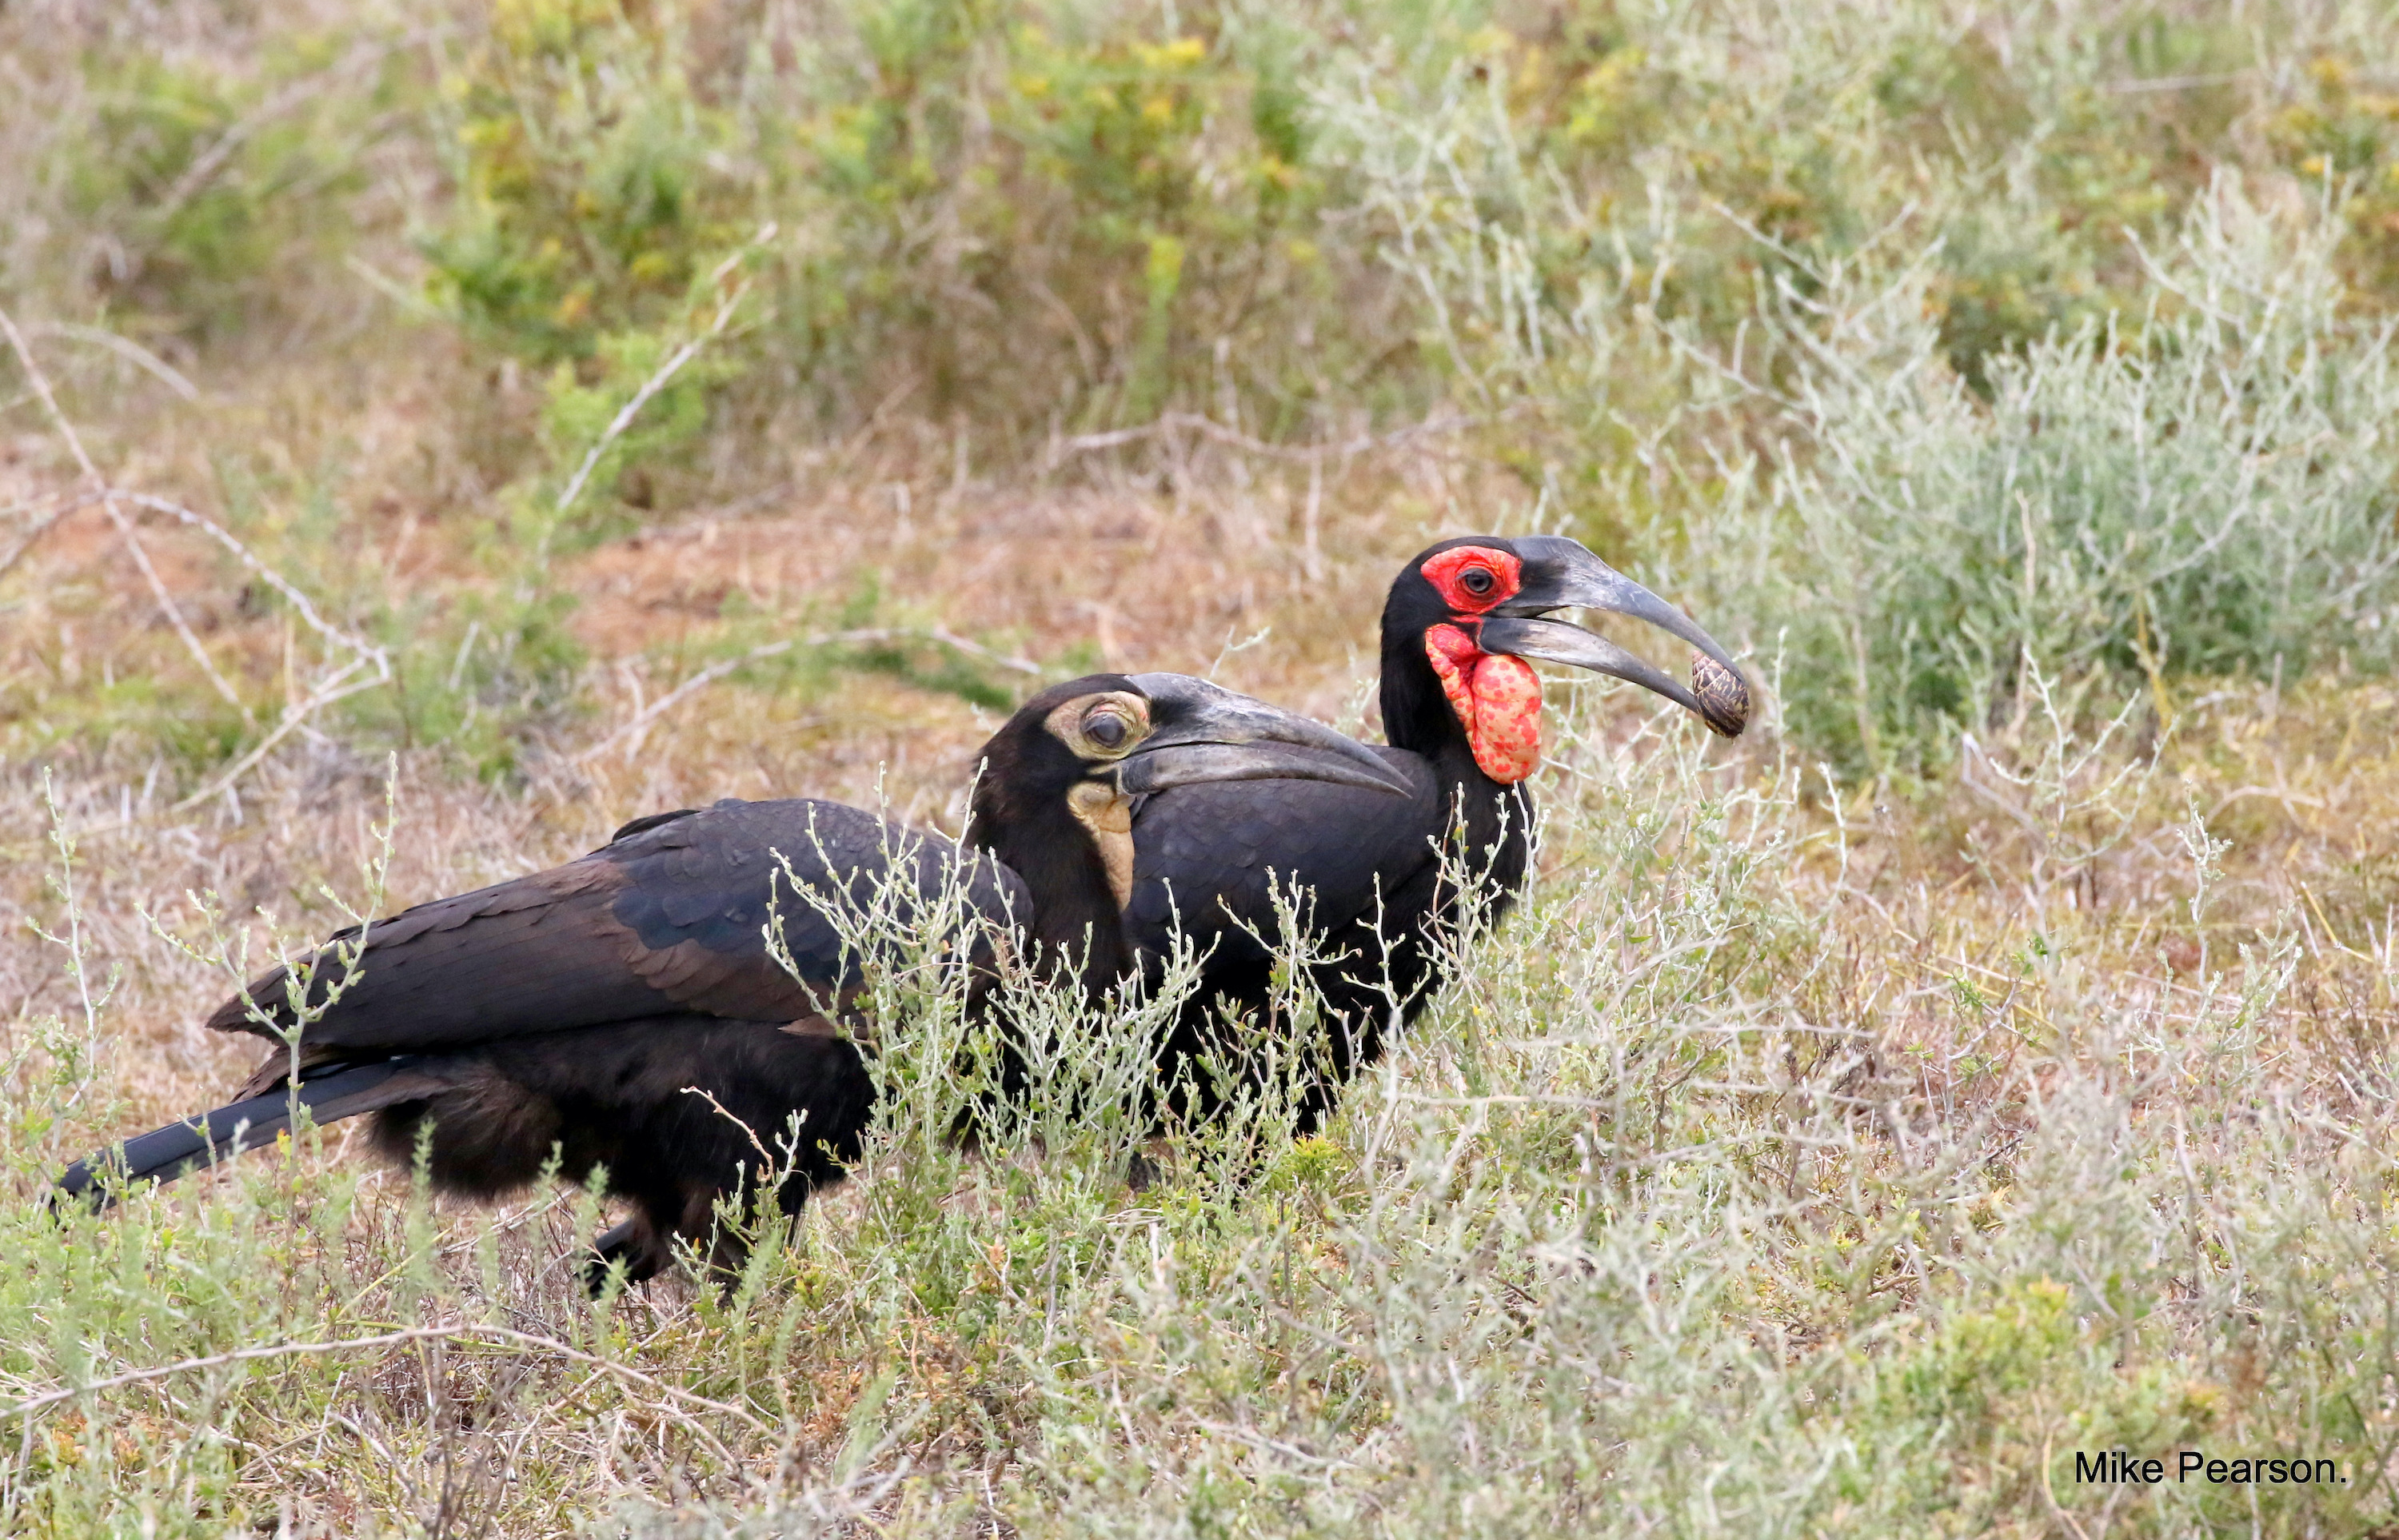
[5,0,2399,1532]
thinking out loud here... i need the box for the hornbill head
[970,672,1409,926]
[1383,534,1749,783]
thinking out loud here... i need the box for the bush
[422,0,750,367]
[1704,188,2399,776]
[409,0,1382,457]
[14,20,401,344]
[13,698,2399,1534]
[1315,6,2399,776]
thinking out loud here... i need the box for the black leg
[583,1216,669,1297]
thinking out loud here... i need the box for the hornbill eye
[1085,708,1131,750]
[1459,567,1496,596]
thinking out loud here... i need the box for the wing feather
[1125,750,1443,969]
[210,798,1028,1055]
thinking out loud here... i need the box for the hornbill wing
[1124,748,1444,976]
[210,797,1028,1076]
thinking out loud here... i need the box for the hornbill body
[54,674,1406,1285]
[1122,535,1748,1125]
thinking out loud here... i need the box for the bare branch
[1,1323,775,1442]
[18,323,198,401]
[554,239,768,521]
[0,302,249,716]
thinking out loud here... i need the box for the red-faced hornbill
[53,673,1407,1287]
[1122,535,1748,1128]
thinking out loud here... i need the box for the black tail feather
[52,1058,437,1211]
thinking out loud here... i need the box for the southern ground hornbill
[1123,534,1749,1129]
[53,673,1406,1286]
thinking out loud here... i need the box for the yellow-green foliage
[62,47,361,337]
[18,0,2399,782]
[425,0,749,364]
[10,9,2399,1522]
[401,0,1347,436]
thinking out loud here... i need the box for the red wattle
[1424,624,1543,784]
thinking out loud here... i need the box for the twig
[2102,69,2252,94]
[114,489,386,661]
[19,323,198,401]
[166,658,387,815]
[1052,409,1478,467]
[925,624,1042,676]
[0,487,85,525]
[0,1323,775,1442]
[632,480,796,540]
[144,34,420,237]
[682,1085,774,1164]
[344,254,447,320]
[8,482,393,828]
[555,240,768,520]
[151,76,333,232]
[577,636,828,764]
[0,302,249,716]
[0,489,110,580]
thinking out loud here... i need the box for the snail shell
[1691,652,1750,738]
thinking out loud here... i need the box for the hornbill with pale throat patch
[1123,535,1749,1127]
[52,674,1407,1287]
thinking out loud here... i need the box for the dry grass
[6,468,2399,1531]
[8,0,2399,1531]
[0,424,1521,1136]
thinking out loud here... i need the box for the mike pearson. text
[2074,1450,2347,1486]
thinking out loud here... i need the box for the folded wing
[210,798,1028,1083]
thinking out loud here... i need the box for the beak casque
[1481,536,1750,737]
[1116,674,1414,796]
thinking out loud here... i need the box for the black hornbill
[1121,534,1749,1126]
[52,673,1407,1286]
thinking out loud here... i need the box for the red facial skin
[1419,547,1523,613]
[1418,546,1542,783]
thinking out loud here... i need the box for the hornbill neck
[967,792,1132,994]
[1379,617,1533,882]
[1379,624,1490,784]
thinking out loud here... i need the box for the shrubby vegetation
[9,0,2399,773]
[7,694,2398,1535]
[4,0,2399,1533]
[1700,192,2399,774]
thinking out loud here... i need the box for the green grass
[6,688,2399,1535]
[7,0,2399,1531]
[14,0,2399,780]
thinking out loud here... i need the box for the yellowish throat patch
[1066,779,1136,909]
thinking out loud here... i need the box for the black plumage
[54,672,1407,1287]
[1123,534,1749,1129]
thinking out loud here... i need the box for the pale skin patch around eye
[1042,691,1150,758]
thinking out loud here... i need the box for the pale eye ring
[1085,708,1130,749]
[1460,566,1496,596]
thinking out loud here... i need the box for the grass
[5,680,2399,1535]
[1698,186,2399,778]
[5,0,2399,1532]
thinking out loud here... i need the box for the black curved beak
[1117,674,1414,796]
[1483,536,1750,736]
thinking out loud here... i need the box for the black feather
[53,1058,449,1207]
[1124,542,1547,1133]
[50,673,1200,1291]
